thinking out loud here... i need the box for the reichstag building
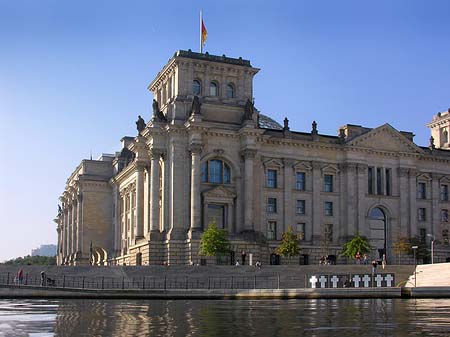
[55,50,450,266]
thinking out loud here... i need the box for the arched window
[201,159,231,184]
[209,82,218,96]
[443,130,448,144]
[193,80,201,95]
[226,83,234,98]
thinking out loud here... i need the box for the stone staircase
[407,262,450,287]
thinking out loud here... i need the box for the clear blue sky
[1,0,449,261]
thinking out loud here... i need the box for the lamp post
[412,245,418,287]
[427,234,435,264]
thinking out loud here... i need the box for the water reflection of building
[55,50,450,266]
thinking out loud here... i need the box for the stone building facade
[55,50,450,266]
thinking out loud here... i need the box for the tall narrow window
[419,228,427,243]
[324,174,333,192]
[267,221,277,240]
[193,80,201,95]
[210,82,218,96]
[325,224,333,243]
[376,168,382,195]
[324,202,333,216]
[226,83,234,98]
[417,182,426,199]
[385,168,391,196]
[267,198,277,213]
[418,208,426,221]
[296,172,306,190]
[296,200,306,215]
[368,167,374,195]
[441,185,449,201]
[267,169,277,188]
[297,223,305,241]
[441,209,449,222]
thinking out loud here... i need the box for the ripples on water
[1,298,450,337]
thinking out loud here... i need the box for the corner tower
[148,50,259,124]
[428,108,450,149]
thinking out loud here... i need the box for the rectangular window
[376,167,382,195]
[324,174,333,192]
[441,185,449,202]
[267,198,277,213]
[325,224,333,243]
[418,208,426,221]
[419,228,427,244]
[296,223,305,240]
[324,201,333,216]
[267,221,277,240]
[385,168,391,196]
[417,182,426,199]
[267,169,277,188]
[296,172,306,190]
[368,167,374,195]
[296,200,305,215]
[443,229,449,244]
[441,209,449,222]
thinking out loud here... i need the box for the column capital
[398,167,410,177]
[340,162,357,173]
[189,143,203,155]
[409,168,418,177]
[282,158,295,166]
[311,161,322,170]
[240,148,257,159]
[149,148,164,160]
[357,163,368,174]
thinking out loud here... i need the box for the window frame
[267,221,277,240]
[209,81,218,96]
[267,197,277,214]
[267,169,278,188]
[417,182,426,200]
[296,172,306,191]
[441,184,449,202]
[324,201,333,216]
[226,83,234,98]
[201,159,231,184]
[324,174,333,193]
[418,208,426,222]
[193,79,201,95]
[296,199,306,215]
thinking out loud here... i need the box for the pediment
[293,161,312,171]
[347,124,424,154]
[203,185,236,199]
[262,157,283,168]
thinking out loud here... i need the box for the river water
[0,298,450,337]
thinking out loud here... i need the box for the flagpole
[200,10,203,54]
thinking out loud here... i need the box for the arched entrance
[369,207,387,260]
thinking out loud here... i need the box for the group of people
[355,252,387,271]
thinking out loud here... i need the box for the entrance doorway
[369,207,387,260]
[207,204,225,228]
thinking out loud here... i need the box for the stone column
[409,169,418,237]
[67,206,72,257]
[357,164,367,236]
[283,158,294,233]
[242,149,257,231]
[398,168,410,237]
[135,165,145,239]
[76,194,82,253]
[190,143,203,235]
[431,173,440,240]
[150,150,162,234]
[62,207,67,260]
[312,161,322,242]
[143,167,150,237]
[71,200,77,255]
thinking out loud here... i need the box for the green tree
[341,234,371,259]
[199,222,230,256]
[1,255,56,266]
[393,237,410,265]
[276,226,300,257]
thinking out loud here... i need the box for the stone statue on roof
[152,99,167,122]
[430,136,435,149]
[136,115,146,134]
[58,205,63,216]
[312,120,318,135]
[243,99,254,120]
[191,95,202,116]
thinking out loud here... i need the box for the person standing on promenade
[241,251,247,265]
[355,252,361,264]
[372,260,378,274]
[382,254,387,270]
[17,269,23,285]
